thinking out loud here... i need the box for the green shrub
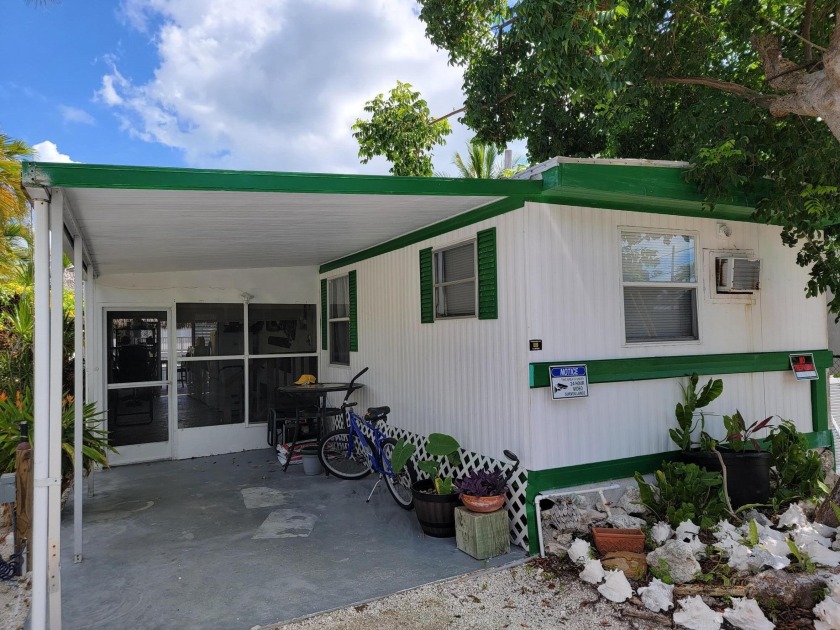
[766,420,828,509]
[635,461,727,529]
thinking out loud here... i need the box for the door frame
[103,306,174,465]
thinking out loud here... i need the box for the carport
[22,162,539,629]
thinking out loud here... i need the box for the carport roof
[21,160,759,277]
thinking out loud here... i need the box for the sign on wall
[789,353,819,381]
[549,364,589,400]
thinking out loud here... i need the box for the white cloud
[59,105,96,125]
[104,0,524,174]
[32,141,77,163]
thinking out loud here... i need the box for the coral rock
[617,486,647,515]
[814,594,840,630]
[745,570,827,610]
[647,540,702,584]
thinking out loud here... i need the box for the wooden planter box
[591,527,645,555]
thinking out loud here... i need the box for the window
[328,275,350,365]
[433,241,476,319]
[621,230,698,343]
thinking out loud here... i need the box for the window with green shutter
[323,272,358,365]
[421,227,498,322]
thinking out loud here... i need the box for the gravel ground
[264,558,651,630]
[0,532,30,630]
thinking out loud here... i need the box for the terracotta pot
[591,527,645,555]
[461,494,505,513]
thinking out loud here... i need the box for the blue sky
[1,0,525,175]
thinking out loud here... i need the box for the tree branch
[650,76,778,107]
[761,14,828,53]
[428,92,515,126]
[803,0,814,62]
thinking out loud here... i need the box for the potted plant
[391,432,462,537]
[455,469,508,513]
[671,374,772,509]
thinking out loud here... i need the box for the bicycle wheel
[319,430,373,479]
[381,438,416,510]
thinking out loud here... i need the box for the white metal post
[48,195,64,628]
[32,197,50,630]
[73,237,84,563]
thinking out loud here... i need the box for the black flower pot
[680,449,771,508]
[411,479,460,537]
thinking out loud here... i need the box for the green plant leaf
[426,433,460,457]
[389,439,415,474]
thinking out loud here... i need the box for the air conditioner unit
[716,257,761,293]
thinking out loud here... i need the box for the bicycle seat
[365,406,390,423]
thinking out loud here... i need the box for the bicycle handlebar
[502,450,520,482]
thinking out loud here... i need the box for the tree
[352,81,452,177]
[393,1,840,312]
[0,134,31,283]
[452,140,502,178]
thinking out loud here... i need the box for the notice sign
[789,353,819,381]
[549,364,589,400]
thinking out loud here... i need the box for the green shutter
[419,247,434,323]
[477,227,498,320]
[321,278,328,350]
[349,270,358,352]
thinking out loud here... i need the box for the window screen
[434,241,476,318]
[328,276,350,365]
[621,231,698,343]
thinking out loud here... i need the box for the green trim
[524,429,833,554]
[23,161,540,197]
[812,376,830,433]
[529,350,833,388]
[348,270,358,352]
[476,227,498,320]
[320,279,328,351]
[419,248,434,324]
[540,163,760,223]
[320,196,536,273]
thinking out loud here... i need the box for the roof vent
[716,257,760,293]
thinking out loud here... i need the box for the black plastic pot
[680,449,771,508]
[411,479,460,537]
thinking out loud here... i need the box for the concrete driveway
[60,450,524,630]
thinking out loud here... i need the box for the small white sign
[549,364,589,400]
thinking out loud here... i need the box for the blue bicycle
[318,399,417,510]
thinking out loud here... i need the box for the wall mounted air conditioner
[716,257,761,293]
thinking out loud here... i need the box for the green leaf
[426,433,460,457]
[389,439,415,474]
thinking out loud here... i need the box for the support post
[48,195,64,628]
[32,197,50,630]
[73,237,83,563]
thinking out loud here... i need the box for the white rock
[647,540,702,584]
[777,503,807,529]
[597,569,633,603]
[687,535,707,559]
[617,486,647,514]
[651,521,673,545]
[802,541,840,568]
[579,559,605,584]
[607,513,647,529]
[825,574,840,602]
[723,597,775,630]
[676,520,701,542]
[756,524,790,557]
[673,595,723,630]
[751,548,790,571]
[727,544,755,572]
[637,577,674,612]
[714,519,740,541]
[568,537,592,565]
[831,536,840,552]
[793,525,832,549]
[814,594,840,630]
[810,521,836,538]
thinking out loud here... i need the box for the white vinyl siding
[620,230,698,343]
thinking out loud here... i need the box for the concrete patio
[59,449,524,629]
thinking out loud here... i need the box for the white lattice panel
[384,424,529,549]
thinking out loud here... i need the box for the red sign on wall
[789,353,819,381]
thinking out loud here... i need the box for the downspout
[32,197,50,630]
[48,193,64,626]
[73,236,84,562]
